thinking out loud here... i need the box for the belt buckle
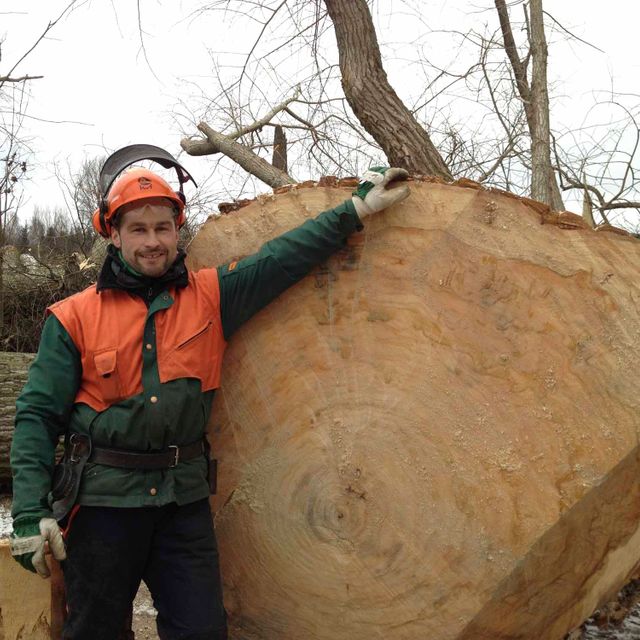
[169,445,179,468]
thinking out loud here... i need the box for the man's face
[110,199,179,278]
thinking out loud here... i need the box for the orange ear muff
[91,209,103,236]
[92,207,110,238]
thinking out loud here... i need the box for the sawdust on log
[216,176,633,238]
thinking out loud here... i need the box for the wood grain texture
[188,180,640,640]
[0,540,51,639]
[0,352,34,487]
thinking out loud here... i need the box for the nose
[143,230,162,247]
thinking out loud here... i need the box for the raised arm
[217,167,410,339]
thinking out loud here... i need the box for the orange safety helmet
[92,144,197,238]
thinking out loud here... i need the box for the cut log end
[188,181,640,639]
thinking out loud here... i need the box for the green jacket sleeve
[10,314,81,526]
[217,199,363,339]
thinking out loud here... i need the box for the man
[9,144,410,639]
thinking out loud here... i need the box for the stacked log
[0,352,34,489]
[187,179,640,640]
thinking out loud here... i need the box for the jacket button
[149,488,157,496]
[146,343,153,350]
[150,396,158,404]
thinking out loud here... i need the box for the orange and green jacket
[10,201,362,526]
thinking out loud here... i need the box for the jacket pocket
[92,348,123,404]
[176,321,212,350]
[163,321,219,390]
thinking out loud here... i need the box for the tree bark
[0,352,34,487]
[528,0,564,211]
[194,122,294,188]
[323,0,452,179]
[495,0,564,211]
[272,125,288,173]
[181,90,298,187]
[0,234,5,342]
[582,189,596,228]
[1,160,7,342]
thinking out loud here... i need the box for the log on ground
[0,539,52,639]
[0,352,34,488]
[188,179,640,640]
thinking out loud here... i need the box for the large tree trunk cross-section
[187,180,640,640]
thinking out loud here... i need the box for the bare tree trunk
[582,188,596,228]
[495,0,564,211]
[0,227,4,342]
[529,0,564,211]
[196,122,293,188]
[323,0,452,179]
[272,125,288,173]
[0,164,7,342]
[0,351,34,488]
[181,91,297,188]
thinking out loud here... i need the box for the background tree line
[0,153,102,351]
[1,0,639,352]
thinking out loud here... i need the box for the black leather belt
[89,440,204,470]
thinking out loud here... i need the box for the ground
[2,495,640,639]
[132,583,159,639]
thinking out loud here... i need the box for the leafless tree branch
[0,0,82,92]
[0,75,44,84]
[193,121,293,187]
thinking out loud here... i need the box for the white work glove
[10,517,67,578]
[351,166,410,219]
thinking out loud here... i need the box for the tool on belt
[49,435,217,521]
[49,433,92,521]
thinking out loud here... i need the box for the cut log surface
[187,179,640,640]
[0,352,34,487]
[0,540,51,639]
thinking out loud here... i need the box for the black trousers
[61,499,227,640]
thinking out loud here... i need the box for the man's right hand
[10,517,66,578]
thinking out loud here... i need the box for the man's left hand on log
[351,167,410,219]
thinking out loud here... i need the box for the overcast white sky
[2,0,640,225]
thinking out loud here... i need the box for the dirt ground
[132,583,159,640]
[130,583,640,640]
[3,496,640,639]
[571,579,640,640]
[130,579,640,640]
[132,579,640,640]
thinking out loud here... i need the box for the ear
[110,226,122,249]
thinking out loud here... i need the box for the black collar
[96,245,189,304]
